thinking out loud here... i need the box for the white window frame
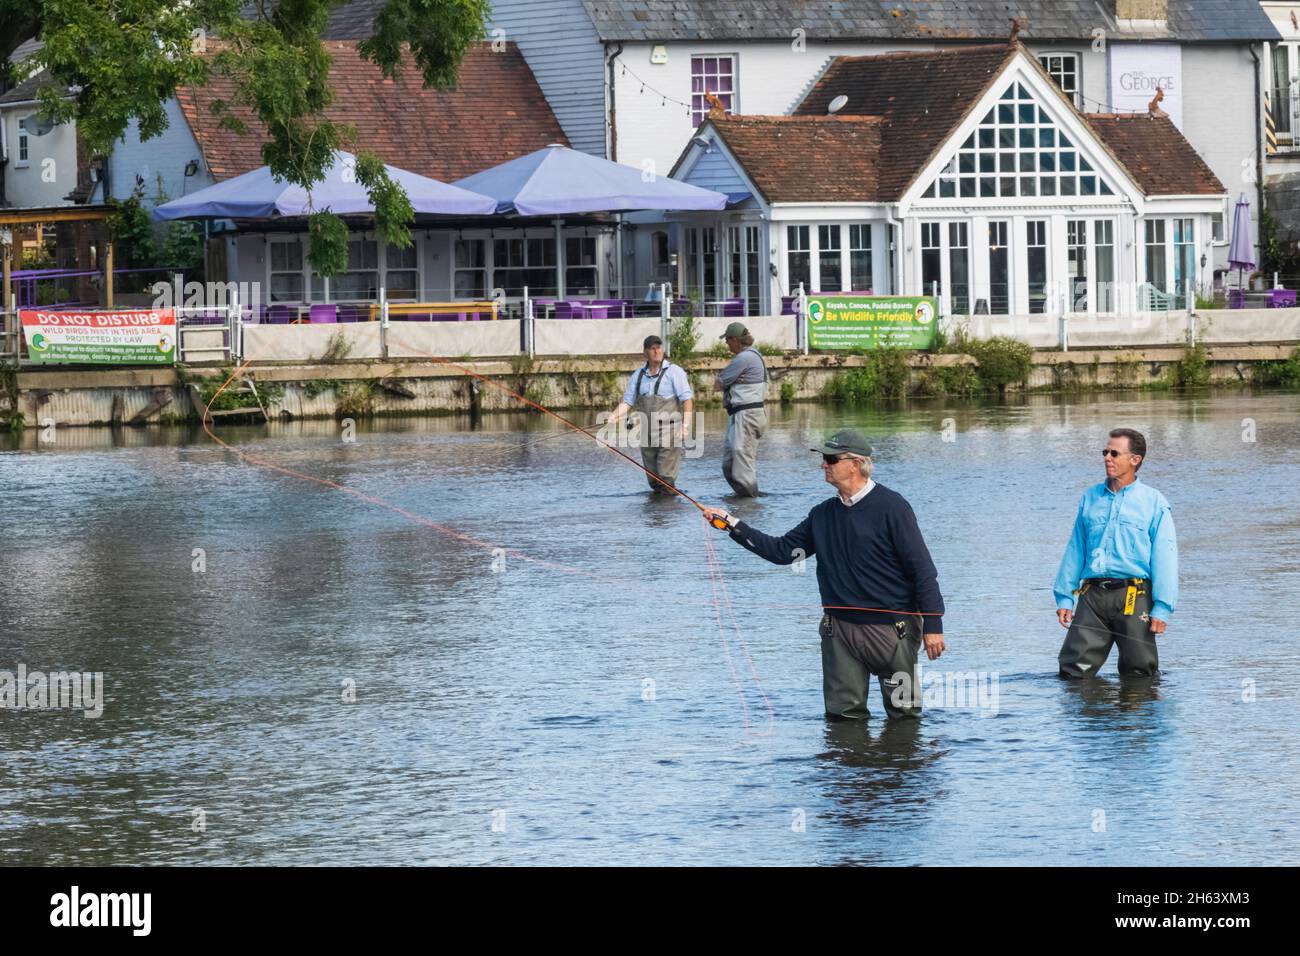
[725,222,765,315]
[1038,53,1082,108]
[849,223,873,293]
[919,80,1115,201]
[267,235,306,303]
[1210,198,1228,246]
[986,219,1013,315]
[689,54,738,128]
[684,224,722,303]
[785,224,811,295]
[1269,40,1299,146]
[16,116,29,167]
[491,232,560,298]
[453,236,488,299]
[383,240,421,301]
[817,224,845,293]
[1062,217,1119,316]
[1172,217,1197,306]
[1142,218,1171,296]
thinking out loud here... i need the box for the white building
[476,0,1277,293]
[667,45,1226,323]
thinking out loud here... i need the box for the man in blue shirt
[1053,427,1178,678]
[608,335,694,493]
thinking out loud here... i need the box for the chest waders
[721,347,768,497]
[1057,578,1160,678]
[634,364,684,492]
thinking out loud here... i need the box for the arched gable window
[921,82,1116,200]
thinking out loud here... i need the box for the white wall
[613,39,930,173]
[1181,44,1258,275]
[534,316,660,356]
[0,108,78,207]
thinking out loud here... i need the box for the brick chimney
[1116,1,1168,25]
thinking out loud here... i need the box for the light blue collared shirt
[1053,478,1179,619]
[622,362,693,406]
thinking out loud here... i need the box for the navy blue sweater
[729,483,945,634]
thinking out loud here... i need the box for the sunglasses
[1102,449,1128,458]
[822,453,853,465]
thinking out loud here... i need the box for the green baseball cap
[811,428,873,458]
[720,321,748,340]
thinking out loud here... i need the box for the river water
[1,390,1297,866]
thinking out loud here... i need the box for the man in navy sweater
[704,429,946,719]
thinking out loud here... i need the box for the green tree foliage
[5,0,490,276]
[105,181,157,292]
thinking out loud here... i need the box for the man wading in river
[1053,427,1178,678]
[608,335,694,493]
[713,323,767,497]
[704,429,946,719]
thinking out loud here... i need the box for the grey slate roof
[0,69,69,107]
[237,1,382,39]
[581,1,1280,43]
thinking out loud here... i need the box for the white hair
[853,455,873,480]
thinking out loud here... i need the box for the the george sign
[1109,42,1183,129]
[20,308,177,365]
[806,295,937,350]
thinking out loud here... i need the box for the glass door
[988,221,1010,314]
[1026,220,1048,314]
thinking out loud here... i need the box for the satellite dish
[827,95,849,115]
[27,114,58,137]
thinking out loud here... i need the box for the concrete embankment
[4,344,1297,428]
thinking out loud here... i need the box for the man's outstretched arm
[703,508,815,566]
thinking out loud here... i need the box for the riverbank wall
[4,343,1297,429]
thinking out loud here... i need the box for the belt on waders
[725,401,764,416]
[1083,577,1149,590]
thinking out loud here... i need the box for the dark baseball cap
[643,334,663,348]
[811,428,873,458]
[720,322,748,340]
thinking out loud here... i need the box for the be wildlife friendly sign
[806,295,938,350]
[20,309,177,365]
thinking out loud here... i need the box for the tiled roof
[582,1,1279,42]
[1086,113,1225,195]
[0,68,70,106]
[706,115,884,202]
[176,40,568,182]
[704,44,1225,203]
[794,45,1018,200]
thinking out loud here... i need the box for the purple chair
[268,304,295,325]
[309,304,338,324]
[589,299,630,318]
[721,298,746,318]
[1269,289,1296,308]
[552,302,575,320]
[780,296,798,316]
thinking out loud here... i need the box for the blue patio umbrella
[152,151,498,221]
[454,143,727,215]
[456,143,726,298]
[1227,192,1256,291]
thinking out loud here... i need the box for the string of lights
[608,55,1147,120]
[1075,91,1146,115]
[614,60,697,118]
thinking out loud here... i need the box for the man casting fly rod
[704,429,946,720]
